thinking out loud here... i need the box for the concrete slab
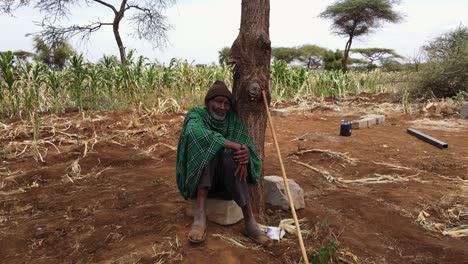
[271,109,290,117]
[186,199,243,225]
[352,114,385,129]
[364,117,377,127]
[361,114,385,124]
[351,119,368,129]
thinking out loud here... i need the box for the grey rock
[264,176,305,210]
[461,102,468,119]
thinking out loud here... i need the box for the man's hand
[234,163,248,182]
[234,144,250,165]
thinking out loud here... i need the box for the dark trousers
[198,151,250,208]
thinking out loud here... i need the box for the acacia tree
[218,47,231,65]
[272,45,326,69]
[297,44,327,69]
[1,0,175,64]
[351,47,402,70]
[230,0,271,217]
[320,0,402,72]
[323,49,343,71]
[271,47,299,63]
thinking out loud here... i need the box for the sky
[0,0,467,65]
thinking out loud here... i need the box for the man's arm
[224,140,250,182]
[224,139,243,152]
[224,140,250,163]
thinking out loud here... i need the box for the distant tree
[322,49,343,71]
[11,50,35,60]
[351,47,402,70]
[320,0,402,72]
[271,47,299,63]
[379,57,402,71]
[272,45,327,69]
[406,49,424,72]
[218,47,231,65]
[2,0,175,64]
[296,44,327,69]
[33,36,75,70]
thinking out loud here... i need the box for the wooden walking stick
[261,90,309,264]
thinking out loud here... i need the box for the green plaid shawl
[176,107,261,199]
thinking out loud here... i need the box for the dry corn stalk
[416,210,444,233]
[442,226,468,238]
[372,161,413,171]
[279,218,311,236]
[295,149,358,165]
[292,160,338,182]
[338,174,408,184]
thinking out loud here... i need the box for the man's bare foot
[243,219,272,247]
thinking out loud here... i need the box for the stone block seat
[186,199,243,225]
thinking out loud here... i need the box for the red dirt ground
[1,94,467,264]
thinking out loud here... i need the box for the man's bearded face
[207,96,231,120]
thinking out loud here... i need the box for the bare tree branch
[0,0,30,14]
[91,0,117,14]
[6,0,176,63]
[28,19,111,45]
[127,3,172,48]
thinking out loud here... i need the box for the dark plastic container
[340,120,352,136]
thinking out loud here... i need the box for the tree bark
[230,0,271,220]
[113,0,127,64]
[342,36,352,73]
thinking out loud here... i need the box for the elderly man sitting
[176,80,272,247]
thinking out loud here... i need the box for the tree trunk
[230,0,271,220]
[113,0,127,64]
[342,36,353,73]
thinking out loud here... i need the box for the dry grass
[406,118,468,132]
[292,160,422,185]
[152,235,183,263]
[1,111,170,163]
[211,233,258,249]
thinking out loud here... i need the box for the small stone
[271,109,290,117]
[186,199,243,225]
[264,176,304,210]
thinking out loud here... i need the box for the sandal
[188,225,207,243]
[242,228,273,247]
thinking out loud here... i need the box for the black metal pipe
[407,128,448,149]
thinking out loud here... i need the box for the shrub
[412,26,468,99]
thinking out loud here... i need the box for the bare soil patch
[1,94,467,263]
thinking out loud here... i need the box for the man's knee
[222,152,236,169]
